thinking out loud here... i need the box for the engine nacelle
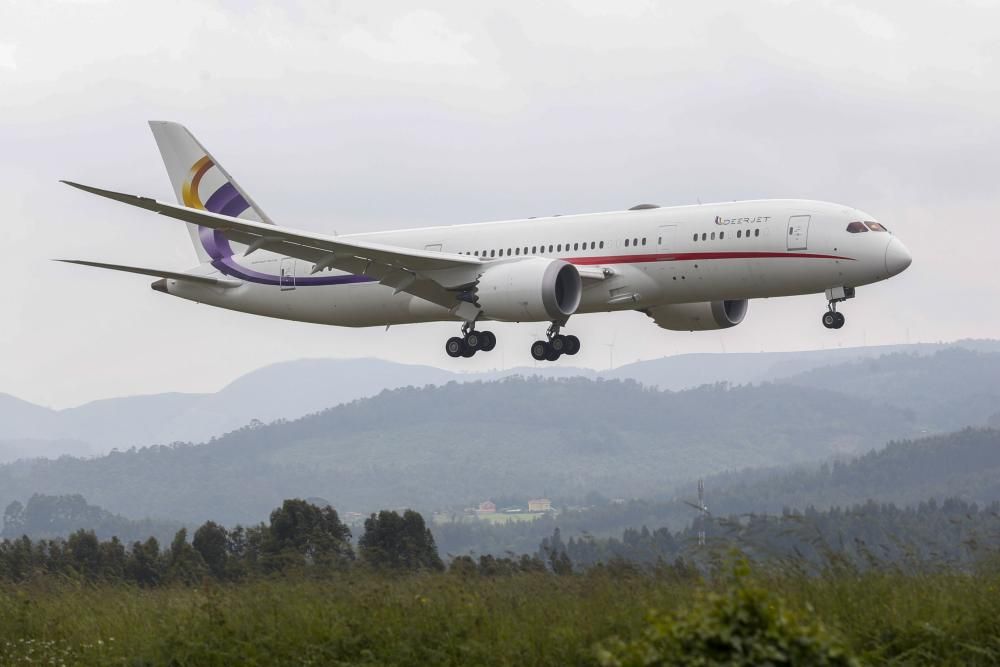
[475,258,582,322]
[646,299,749,331]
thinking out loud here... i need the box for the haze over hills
[0,376,921,526]
[1,340,996,462]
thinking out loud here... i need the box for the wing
[56,259,242,288]
[61,181,484,312]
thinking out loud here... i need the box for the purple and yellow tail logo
[182,156,251,218]
[180,156,370,287]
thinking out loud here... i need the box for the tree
[66,529,101,580]
[193,521,229,579]
[359,510,444,571]
[263,499,354,571]
[165,528,207,584]
[127,537,163,587]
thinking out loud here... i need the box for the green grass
[2,568,1000,665]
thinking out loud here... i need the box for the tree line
[546,497,1000,572]
[0,500,445,585]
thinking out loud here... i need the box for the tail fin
[148,121,273,262]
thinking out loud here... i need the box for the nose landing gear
[822,286,855,330]
[445,323,497,358]
[530,323,581,362]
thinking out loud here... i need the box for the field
[3,565,1000,666]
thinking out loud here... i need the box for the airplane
[60,121,912,362]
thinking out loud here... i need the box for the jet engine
[475,258,582,322]
[646,299,748,331]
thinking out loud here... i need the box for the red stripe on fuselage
[566,251,853,266]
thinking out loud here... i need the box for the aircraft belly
[167,280,451,327]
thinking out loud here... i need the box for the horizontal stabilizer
[56,259,242,288]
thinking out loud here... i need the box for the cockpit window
[846,221,868,233]
[866,221,889,232]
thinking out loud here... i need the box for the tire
[465,332,481,350]
[461,345,476,357]
[446,337,464,358]
[822,312,836,329]
[564,335,580,355]
[530,340,549,361]
[545,346,562,362]
[550,335,566,353]
[833,312,846,329]
[480,331,497,352]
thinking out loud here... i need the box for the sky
[1,0,997,408]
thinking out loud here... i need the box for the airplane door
[658,224,677,250]
[786,215,810,251]
[279,257,296,291]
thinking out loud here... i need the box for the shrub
[596,562,858,666]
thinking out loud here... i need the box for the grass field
[3,565,1000,666]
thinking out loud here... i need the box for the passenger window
[641,237,646,246]
[711,232,716,240]
[633,237,638,246]
[599,241,604,249]
[524,247,528,254]
[754,229,760,237]
[490,250,495,257]
[557,244,562,251]
[702,233,707,241]
[737,230,741,238]
[515,248,520,255]
[693,234,698,242]
[548,245,553,252]
[573,243,578,250]
[531,246,536,254]
[625,239,630,247]
[591,242,596,249]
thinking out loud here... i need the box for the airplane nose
[884,237,912,276]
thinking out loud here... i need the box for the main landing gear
[530,323,581,362]
[822,286,855,330]
[445,323,497,358]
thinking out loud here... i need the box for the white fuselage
[164,199,910,327]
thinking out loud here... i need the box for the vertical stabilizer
[148,121,273,263]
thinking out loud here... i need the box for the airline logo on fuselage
[715,215,770,226]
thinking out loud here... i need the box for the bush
[596,562,858,666]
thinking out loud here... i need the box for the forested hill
[703,427,1000,515]
[3,340,996,462]
[0,377,916,525]
[435,428,1000,557]
[779,347,1000,431]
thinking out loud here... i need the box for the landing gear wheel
[530,340,550,361]
[833,312,845,329]
[446,337,465,358]
[465,331,482,351]
[822,312,837,329]
[563,335,580,355]
[480,331,497,352]
[461,345,476,358]
[545,346,562,361]
[550,335,567,354]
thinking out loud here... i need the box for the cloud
[340,10,478,66]
[0,42,15,70]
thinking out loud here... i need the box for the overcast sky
[1,0,997,408]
